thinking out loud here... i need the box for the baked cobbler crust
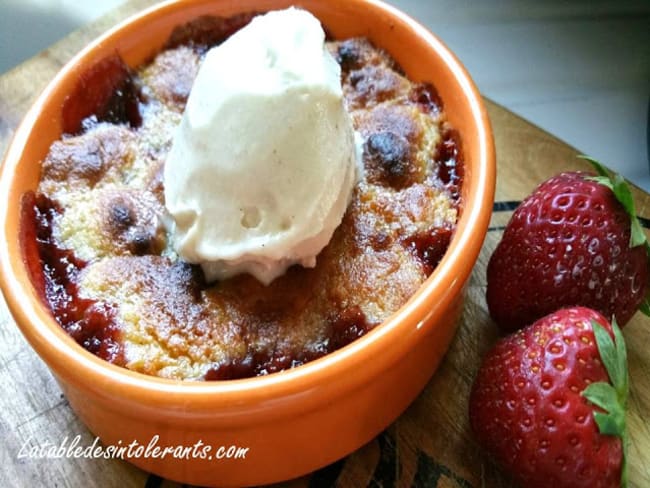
[27,18,462,380]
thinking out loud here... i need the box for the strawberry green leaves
[584,382,624,435]
[640,298,650,317]
[582,318,629,488]
[580,155,650,318]
[581,155,649,251]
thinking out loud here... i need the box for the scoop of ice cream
[164,8,358,285]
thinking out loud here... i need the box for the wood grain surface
[0,1,648,487]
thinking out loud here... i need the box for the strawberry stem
[582,318,629,488]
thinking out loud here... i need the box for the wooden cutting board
[0,1,648,486]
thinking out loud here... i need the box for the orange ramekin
[0,1,495,486]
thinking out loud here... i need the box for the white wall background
[1,0,648,190]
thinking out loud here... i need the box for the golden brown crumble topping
[28,24,461,380]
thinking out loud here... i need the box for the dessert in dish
[23,9,463,381]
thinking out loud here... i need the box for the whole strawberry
[487,158,649,333]
[469,307,629,488]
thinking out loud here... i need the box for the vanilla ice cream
[164,8,359,285]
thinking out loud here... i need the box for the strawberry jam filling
[21,192,124,363]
